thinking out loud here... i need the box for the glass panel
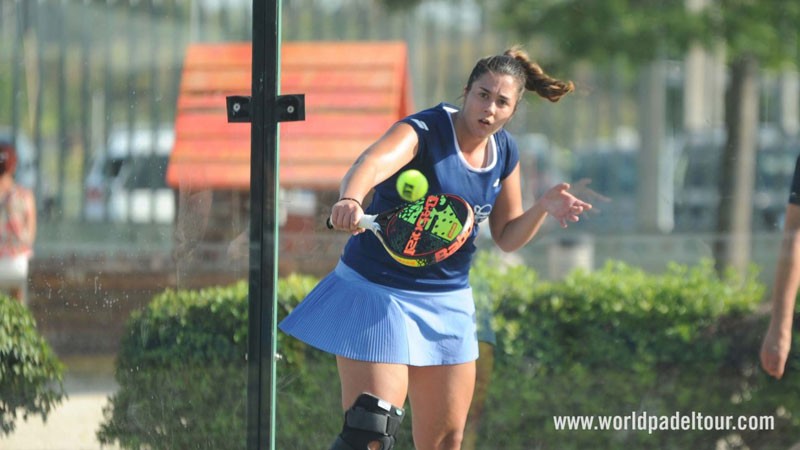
[1,1,252,449]
[3,1,797,450]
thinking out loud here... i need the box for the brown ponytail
[503,45,574,103]
[464,45,574,103]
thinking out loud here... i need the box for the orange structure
[166,41,413,191]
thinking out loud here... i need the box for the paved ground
[1,356,120,450]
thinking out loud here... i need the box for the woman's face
[460,71,520,139]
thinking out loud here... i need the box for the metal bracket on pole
[226,96,252,123]
[227,94,305,123]
[276,94,305,122]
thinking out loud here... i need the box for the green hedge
[98,256,800,449]
[0,295,65,436]
[96,275,345,450]
[475,256,799,449]
[96,281,250,449]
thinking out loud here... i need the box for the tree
[700,0,800,274]
[495,0,800,274]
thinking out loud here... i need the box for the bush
[96,274,343,450]
[99,258,800,449]
[481,259,800,450]
[0,295,65,435]
[96,281,249,450]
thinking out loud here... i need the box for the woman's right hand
[328,198,365,234]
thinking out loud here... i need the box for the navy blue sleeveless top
[341,103,520,291]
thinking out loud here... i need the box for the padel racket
[327,193,474,267]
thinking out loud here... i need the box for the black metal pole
[247,1,281,449]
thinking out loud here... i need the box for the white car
[84,125,175,223]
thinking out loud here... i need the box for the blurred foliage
[496,0,800,68]
[98,255,800,449]
[703,0,800,67]
[495,0,700,65]
[0,295,65,436]
[379,0,424,13]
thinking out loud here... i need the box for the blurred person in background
[760,154,800,379]
[0,141,37,305]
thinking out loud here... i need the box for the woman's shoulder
[13,184,33,196]
[401,103,455,133]
[406,102,455,120]
[9,184,35,203]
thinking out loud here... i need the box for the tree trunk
[637,60,674,233]
[713,55,759,275]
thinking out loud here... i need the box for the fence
[0,0,791,277]
[0,0,636,226]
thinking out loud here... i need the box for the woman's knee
[330,393,405,450]
[413,425,465,450]
[440,428,465,450]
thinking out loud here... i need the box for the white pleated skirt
[0,254,29,283]
[278,260,478,366]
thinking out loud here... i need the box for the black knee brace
[328,393,405,450]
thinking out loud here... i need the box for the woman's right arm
[328,122,419,231]
[761,203,800,379]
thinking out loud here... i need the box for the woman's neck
[0,175,14,194]
[452,111,489,167]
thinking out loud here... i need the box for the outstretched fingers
[547,183,592,227]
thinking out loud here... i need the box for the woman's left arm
[489,164,590,252]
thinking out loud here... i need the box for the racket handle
[357,214,376,229]
[326,214,376,230]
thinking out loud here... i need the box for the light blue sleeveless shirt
[341,103,520,291]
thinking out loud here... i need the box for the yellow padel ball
[396,169,429,202]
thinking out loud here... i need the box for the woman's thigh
[336,356,409,409]
[407,362,476,450]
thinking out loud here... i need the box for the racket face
[379,193,474,267]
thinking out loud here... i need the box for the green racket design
[327,193,474,267]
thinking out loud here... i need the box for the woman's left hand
[541,183,592,228]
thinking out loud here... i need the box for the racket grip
[357,214,376,229]
[326,214,376,230]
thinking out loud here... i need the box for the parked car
[673,131,796,232]
[83,125,175,223]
